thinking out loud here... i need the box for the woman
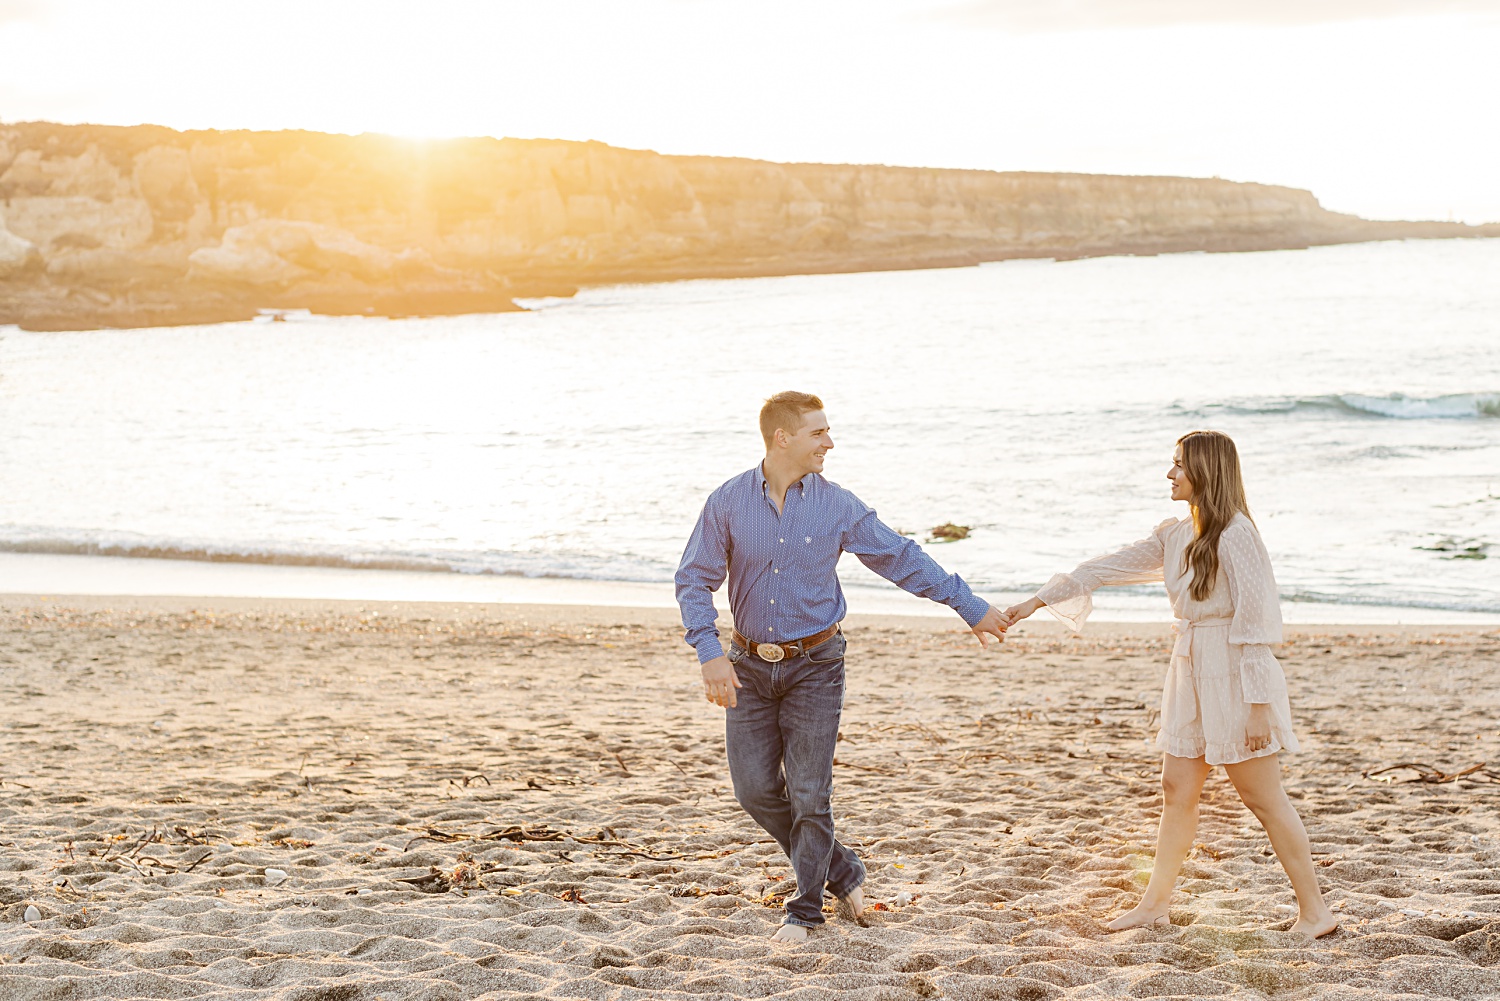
[1002,431,1337,939]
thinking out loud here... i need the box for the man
[675,391,1008,942]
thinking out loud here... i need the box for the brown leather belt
[732,623,841,664]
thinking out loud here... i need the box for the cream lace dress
[1036,513,1299,765]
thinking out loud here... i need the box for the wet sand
[1,595,1497,1000]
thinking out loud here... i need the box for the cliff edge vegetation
[2,122,1494,330]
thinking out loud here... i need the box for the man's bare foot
[1106,901,1171,931]
[771,924,808,943]
[1290,912,1339,940]
[835,886,868,924]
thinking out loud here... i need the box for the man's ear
[772,427,788,449]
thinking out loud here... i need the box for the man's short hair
[759,391,824,447]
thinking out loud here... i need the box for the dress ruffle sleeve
[1035,519,1176,632]
[1220,518,1285,704]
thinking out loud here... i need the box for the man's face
[784,409,834,475]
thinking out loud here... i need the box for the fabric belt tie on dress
[1165,616,1235,727]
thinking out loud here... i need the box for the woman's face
[1168,446,1196,503]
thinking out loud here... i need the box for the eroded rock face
[0,121,1494,330]
[188,219,397,285]
[0,141,156,255]
[0,218,41,279]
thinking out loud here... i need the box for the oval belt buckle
[758,642,785,663]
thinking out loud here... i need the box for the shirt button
[768,627,774,633]
[779,538,785,543]
[774,568,779,574]
[769,599,775,604]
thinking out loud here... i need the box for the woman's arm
[1220,519,1284,705]
[1004,519,1175,631]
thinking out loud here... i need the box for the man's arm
[674,493,744,706]
[675,493,731,663]
[843,509,1007,646]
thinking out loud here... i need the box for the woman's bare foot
[1106,901,1171,931]
[1290,911,1339,940]
[771,924,808,943]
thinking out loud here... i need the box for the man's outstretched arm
[844,509,1007,647]
[674,495,743,706]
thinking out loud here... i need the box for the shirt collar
[756,462,809,497]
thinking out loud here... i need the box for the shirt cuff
[955,593,990,627]
[695,637,726,664]
[1237,644,1278,703]
[1036,573,1092,632]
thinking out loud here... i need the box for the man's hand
[1000,596,1044,629]
[970,605,1009,648]
[1245,703,1272,752]
[701,656,742,708]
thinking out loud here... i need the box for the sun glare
[1,0,1496,220]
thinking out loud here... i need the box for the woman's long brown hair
[1177,430,1253,601]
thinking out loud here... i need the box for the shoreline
[4,592,1498,640]
[7,233,1499,333]
[3,552,1498,625]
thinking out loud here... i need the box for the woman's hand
[1000,596,1044,629]
[1245,703,1272,753]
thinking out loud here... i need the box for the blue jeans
[726,630,866,928]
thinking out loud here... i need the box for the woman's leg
[1108,753,1212,930]
[1222,753,1338,938]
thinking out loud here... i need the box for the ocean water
[2,238,1497,618]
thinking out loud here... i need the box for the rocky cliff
[1,122,1494,330]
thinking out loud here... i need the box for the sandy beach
[1,595,1497,1000]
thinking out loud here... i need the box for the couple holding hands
[674,391,1338,943]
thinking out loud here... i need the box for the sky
[2,0,1497,223]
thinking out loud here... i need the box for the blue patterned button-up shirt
[675,464,990,663]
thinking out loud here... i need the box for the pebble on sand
[264,868,289,885]
[23,904,41,923]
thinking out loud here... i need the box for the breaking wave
[1281,587,1500,616]
[0,532,674,584]
[1210,392,1500,420]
